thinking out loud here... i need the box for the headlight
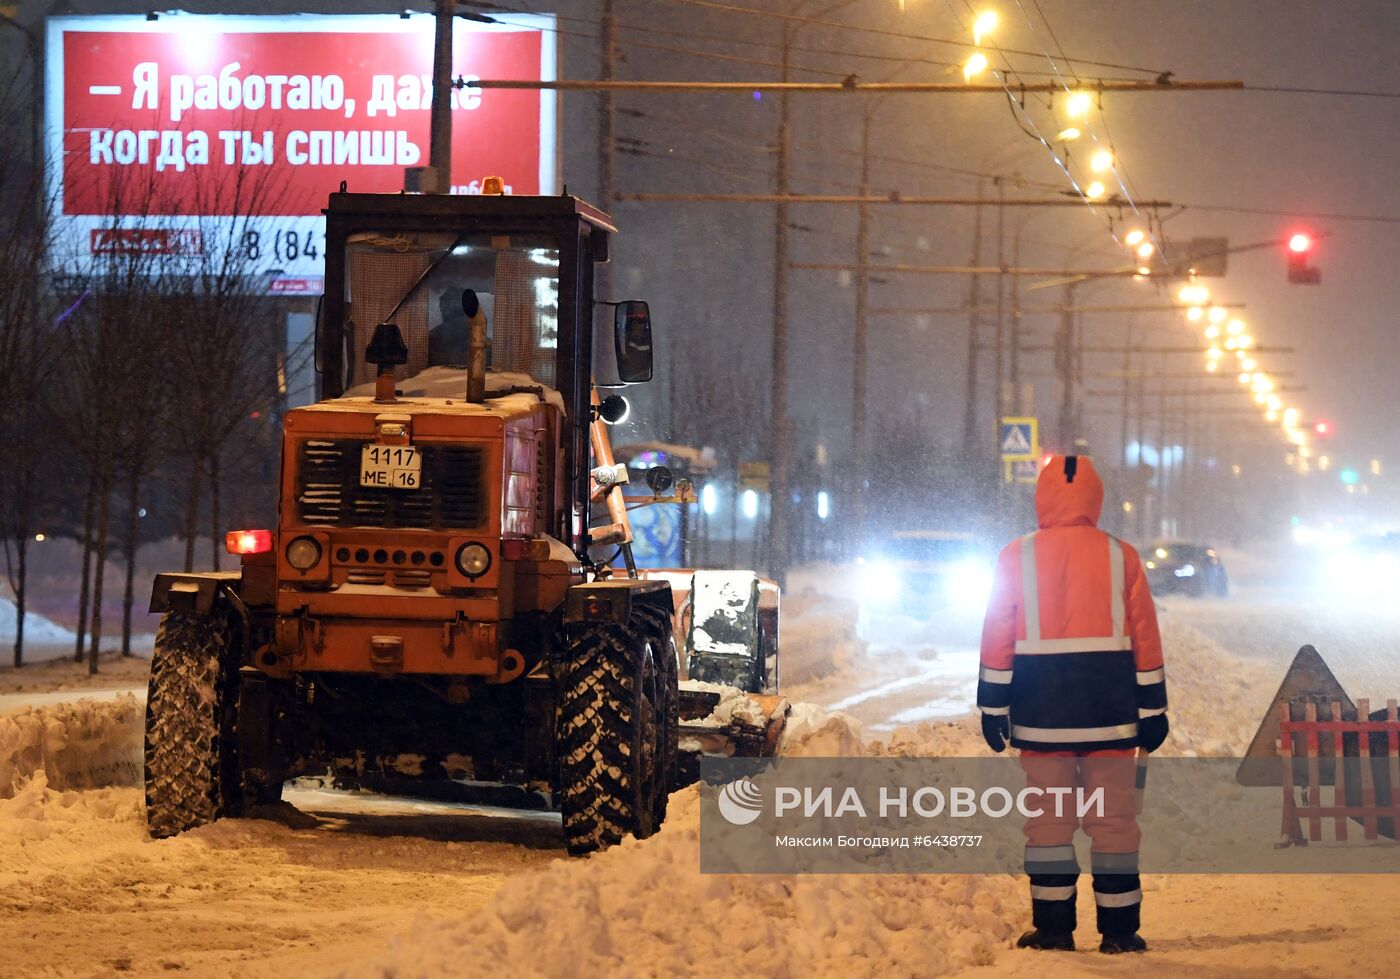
[859,559,902,601]
[946,558,995,609]
[455,542,492,578]
[286,536,321,571]
[1174,563,1196,578]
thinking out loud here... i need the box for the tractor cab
[317,189,650,561]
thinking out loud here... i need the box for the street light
[1124,229,1146,247]
[1091,149,1114,172]
[1085,180,1106,199]
[972,10,998,44]
[963,52,989,81]
[1065,91,1093,118]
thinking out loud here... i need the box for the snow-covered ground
[5,549,1400,976]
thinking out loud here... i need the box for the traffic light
[1287,231,1321,284]
[1314,419,1332,438]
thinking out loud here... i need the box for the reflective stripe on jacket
[978,454,1166,752]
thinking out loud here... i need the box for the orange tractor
[144,186,785,853]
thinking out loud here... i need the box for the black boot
[1099,933,1147,954]
[1017,929,1075,951]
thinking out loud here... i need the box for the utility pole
[428,0,454,193]
[769,15,795,580]
[1055,281,1078,448]
[961,186,984,482]
[993,181,1006,416]
[851,108,872,548]
[597,0,617,282]
[1008,216,1024,413]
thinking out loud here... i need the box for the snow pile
[0,774,143,875]
[1151,614,1277,755]
[0,695,144,797]
[0,595,77,647]
[778,588,866,685]
[346,784,1018,979]
[779,701,867,757]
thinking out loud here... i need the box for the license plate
[360,444,422,489]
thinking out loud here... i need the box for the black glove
[1138,713,1169,752]
[981,712,1009,753]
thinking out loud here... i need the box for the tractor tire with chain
[144,611,246,839]
[633,603,680,822]
[555,609,668,856]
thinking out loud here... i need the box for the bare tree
[0,65,60,668]
[52,168,175,672]
[163,167,282,573]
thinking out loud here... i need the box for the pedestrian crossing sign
[999,417,1039,461]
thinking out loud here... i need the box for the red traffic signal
[1314,420,1332,437]
[1287,230,1321,284]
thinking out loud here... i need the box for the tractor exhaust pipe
[464,289,488,403]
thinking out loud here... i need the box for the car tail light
[226,529,273,555]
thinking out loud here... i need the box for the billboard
[45,13,557,293]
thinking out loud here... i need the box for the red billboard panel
[45,14,557,290]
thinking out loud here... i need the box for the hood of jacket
[1035,454,1104,529]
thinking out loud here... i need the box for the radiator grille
[297,440,486,530]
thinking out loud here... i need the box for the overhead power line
[473,78,1244,94]
[618,192,1172,207]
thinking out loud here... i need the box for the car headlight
[455,542,492,578]
[946,558,996,609]
[1174,563,1196,578]
[285,536,321,571]
[859,559,902,601]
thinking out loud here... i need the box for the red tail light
[226,529,273,555]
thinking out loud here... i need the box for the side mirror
[645,465,674,494]
[613,301,653,383]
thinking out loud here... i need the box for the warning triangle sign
[1235,644,1354,786]
[1001,425,1033,455]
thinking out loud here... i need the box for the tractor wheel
[144,611,244,838]
[555,611,668,855]
[634,603,680,822]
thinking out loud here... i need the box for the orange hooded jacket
[977,455,1166,752]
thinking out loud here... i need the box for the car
[1143,541,1229,597]
[858,530,997,617]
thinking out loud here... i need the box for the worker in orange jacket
[978,454,1167,955]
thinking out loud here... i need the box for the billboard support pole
[429,0,454,193]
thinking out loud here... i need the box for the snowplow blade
[676,686,788,786]
[1237,644,1356,786]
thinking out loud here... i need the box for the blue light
[1340,468,1360,486]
